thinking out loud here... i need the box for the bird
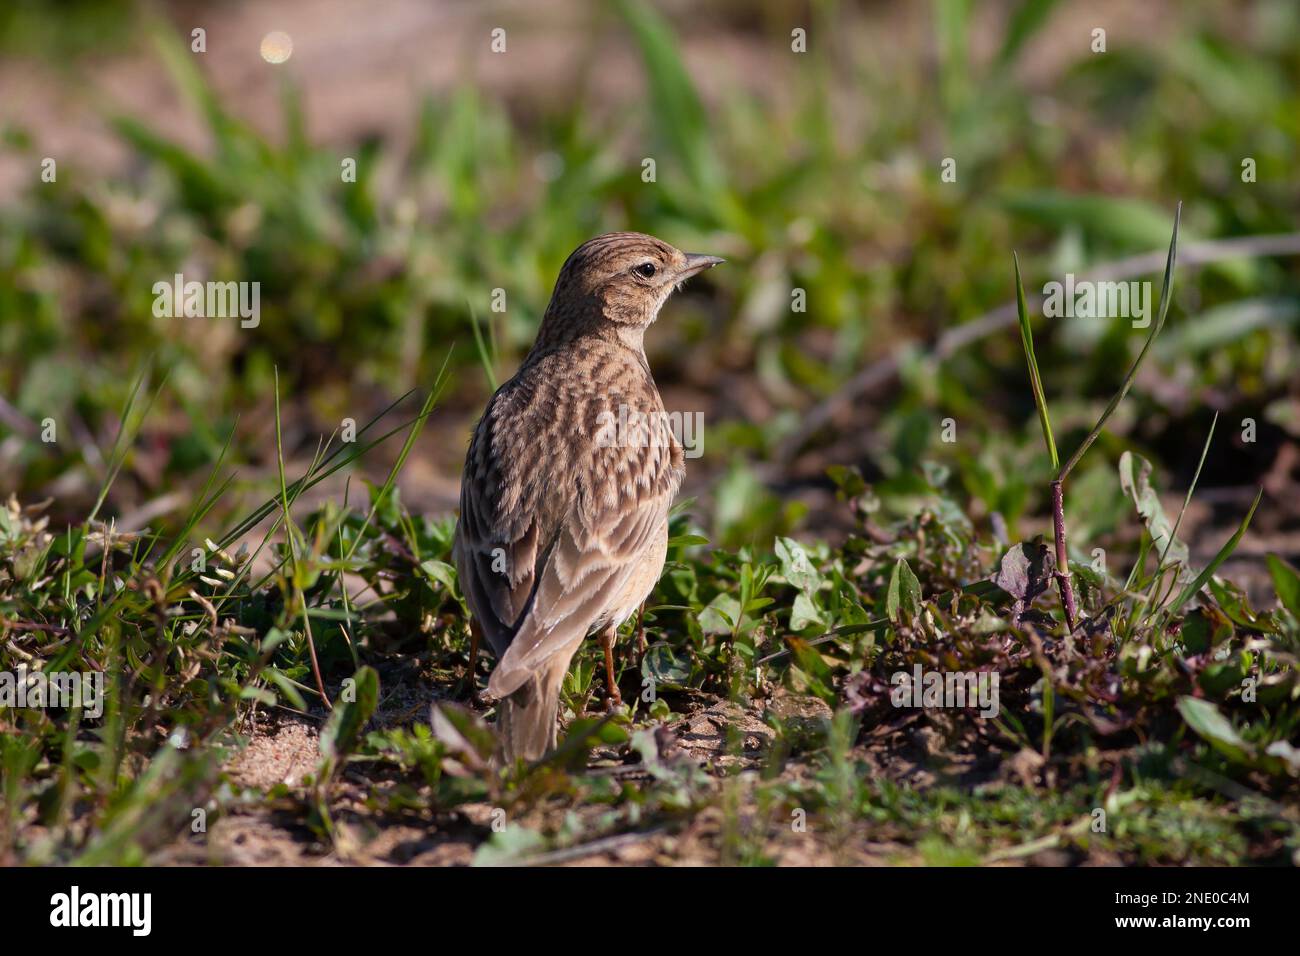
[453,232,724,763]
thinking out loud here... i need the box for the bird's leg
[462,618,481,699]
[635,600,649,656]
[468,619,481,671]
[600,624,623,709]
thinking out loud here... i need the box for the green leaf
[1177,696,1253,765]
[775,536,822,594]
[1137,413,1217,622]
[698,593,741,635]
[787,638,837,705]
[472,825,547,867]
[1266,554,1300,620]
[790,592,825,631]
[1206,579,1269,631]
[261,627,291,654]
[886,558,922,624]
[265,668,308,712]
[1157,297,1300,357]
[1118,451,1191,574]
[239,686,277,706]
[467,302,499,392]
[826,464,867,499]
[418,559,459,594]
[642,643,692,688]
[429,702,497,769]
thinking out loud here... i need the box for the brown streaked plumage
[453,232,723,762]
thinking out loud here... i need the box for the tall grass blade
[1058,202,1181,480]
[997,0,1063,66]
[1141,411,1217,619]
[343,351,452,562]
[1013,251,1059,472]
[88,363,170,525]
[1167,487,1263,615]
[468,303,498,391]
[614,0,725,202]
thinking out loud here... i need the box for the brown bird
[453,232,724,762]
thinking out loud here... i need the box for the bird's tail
[496,661,564,764]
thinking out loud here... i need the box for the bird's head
[540,232,724,343]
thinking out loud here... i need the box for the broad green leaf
[886,558,922,623]
[472,825,547,867]
[1177,696,1253,765]
[790,592,825,631]
[1266,554,1300,620]
[642,643,692,687]
[775,536,822,594]
[418,559,458,593]
[1118,451,1192,576]
[698,593,741,635]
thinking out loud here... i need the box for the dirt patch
[226,718,321,791]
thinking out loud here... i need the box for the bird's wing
[454,346,683,699]
[453,412,546,657]
[485,478,673,700]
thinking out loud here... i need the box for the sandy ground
[150,683,918,866]
[147,673,1111,867]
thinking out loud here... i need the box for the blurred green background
[1,0,1297,574]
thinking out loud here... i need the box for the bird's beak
[678,253,726,279]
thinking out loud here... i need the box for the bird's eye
[634,262,657,278]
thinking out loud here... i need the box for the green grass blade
[613,0,725,201]
[935,0,972,111]
[149,419,240,570]
[1141,411,1217,619]
[467,303,498,391]
[1167,487,1263,615]
[997,0,1063,67]
[210,388,421,554]
[88,362,172,525]
[272,367,299,568]
[1057,202,1181,481]
[343,350,452,562]
[1013,251,1059,472]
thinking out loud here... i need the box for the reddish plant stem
[1050,479,1079,633]
[303,607,332,709]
